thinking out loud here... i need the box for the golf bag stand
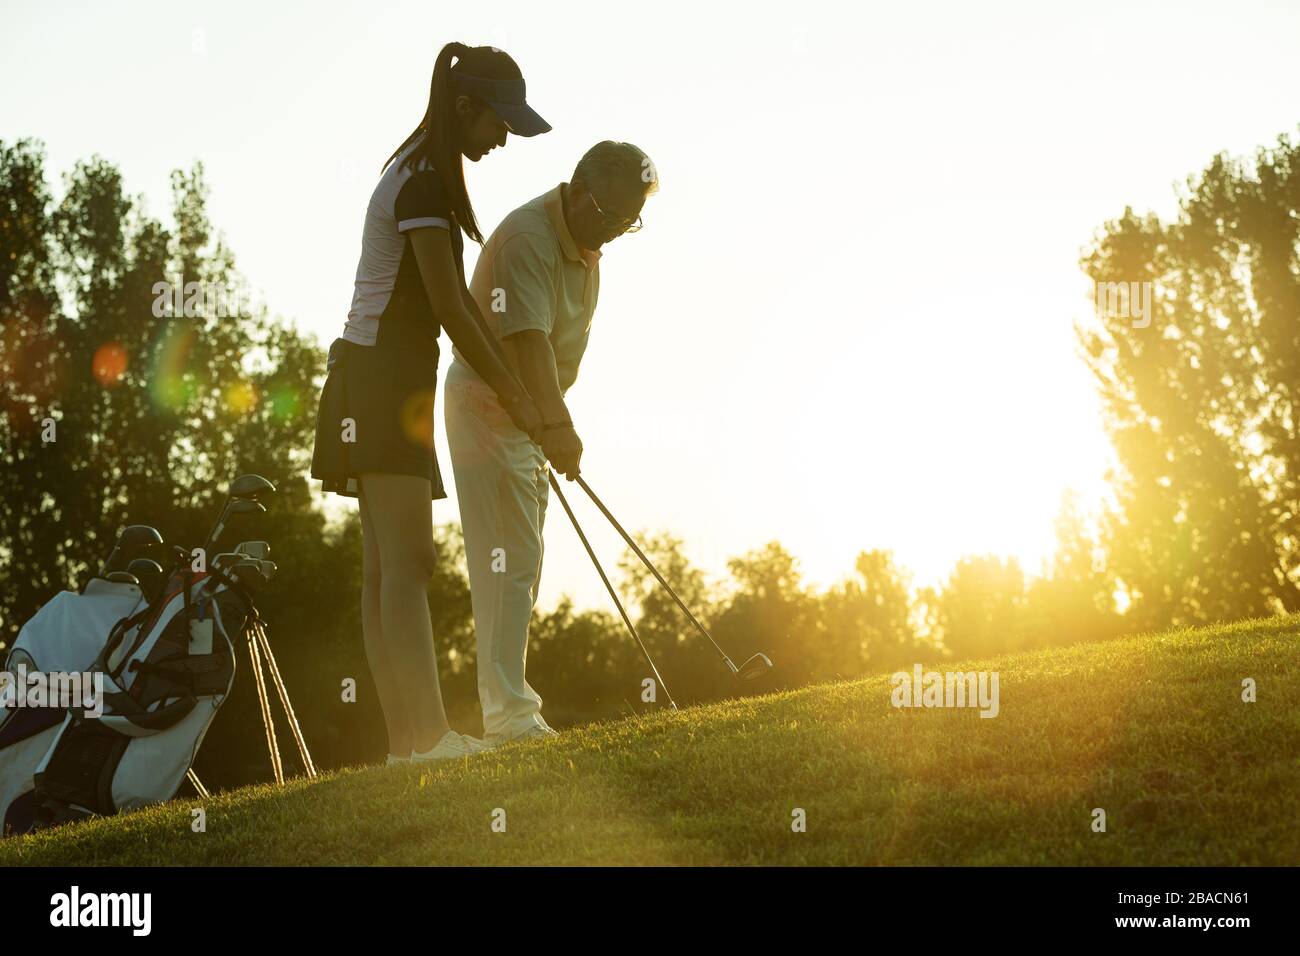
[243,608,316,785]
[183,605,317,795]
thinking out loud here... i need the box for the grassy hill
[2,616,1297,866]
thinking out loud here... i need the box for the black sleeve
[395,170,453,233]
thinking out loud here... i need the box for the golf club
[229,559,270,591]
[573,476,774,684]
[234,540,270,561]
[126,558,166,603]
[201,475,276,557]
[548,474,678,710]
[229,474,277,502]
[101,525,164,575]
[203,499,266,556]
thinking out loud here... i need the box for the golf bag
[0,566,246,835]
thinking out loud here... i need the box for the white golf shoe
[493,724,559,746]
[411,731,488,762]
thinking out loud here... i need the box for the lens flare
[269,385,300,421]
[92,342,128,387]
[150,321,197,410]
[225,381,258,415]
[400,389,436,449]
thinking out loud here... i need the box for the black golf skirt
[310,337,447,500]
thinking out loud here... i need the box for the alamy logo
[1094,280,1153,329]
[0,665,103,718]
[152,276,251,319]
[49,886,151,936]
[890,665,1000,718]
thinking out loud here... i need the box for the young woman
[311,42,548,763]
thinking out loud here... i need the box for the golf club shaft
[548,474,678,710]
[201,501,232,560]
[574,476,735,670]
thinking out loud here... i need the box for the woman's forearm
[442,305,528,403]
[405,228,531,406]
[461,286,517,376]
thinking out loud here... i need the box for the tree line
[3,130,1296,786]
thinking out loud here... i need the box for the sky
[4,0,1299,611]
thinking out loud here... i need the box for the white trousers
[444,360,552,741]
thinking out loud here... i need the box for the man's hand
[542,423,583,479]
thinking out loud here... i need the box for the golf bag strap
[100,691,198,734]
[101,603,156,676]
[103,569,191,681]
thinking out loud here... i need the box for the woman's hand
[499,391,544,442]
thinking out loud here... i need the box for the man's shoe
[411,731,486,762]
[499,724,559,745]
[386,752,412,766]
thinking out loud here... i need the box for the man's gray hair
[572,141,659,197]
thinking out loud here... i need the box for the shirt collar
[545,183,601,269]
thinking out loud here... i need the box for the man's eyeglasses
[587,188,643,235]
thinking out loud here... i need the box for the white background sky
[5,0,1299,611]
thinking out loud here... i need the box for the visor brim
[491,100,552,137]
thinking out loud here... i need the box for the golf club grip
[573,476,725,656]
[548,474,677,709]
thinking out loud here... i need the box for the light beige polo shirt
[455,184,600,394]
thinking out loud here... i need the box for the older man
[445,141,657,744]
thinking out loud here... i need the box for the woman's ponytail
[427,41,466,129]
[383,41,483,242]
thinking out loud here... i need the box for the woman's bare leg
[358,490,414,756]
[359,473,451,753]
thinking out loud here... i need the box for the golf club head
[160,544,189,574]
[230,559,267,590]
[234,540,270,560]
[126,558,165,602]
[105,571,141,587]
[228,474,276,501]
[257,559,277,581]
[103,525,164,573]
[735,653,773,683]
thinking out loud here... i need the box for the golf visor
[451,71,552,137]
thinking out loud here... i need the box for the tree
[527,598,638,722]
[616,531,724,702]
[933,555,1026,659]
[0,140,324,648]
[821,549,922,673]
[713,541,828,689]
[1020,491,1125,648]
[1078,129,1300,629]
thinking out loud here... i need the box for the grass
[1,615,1297,865]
